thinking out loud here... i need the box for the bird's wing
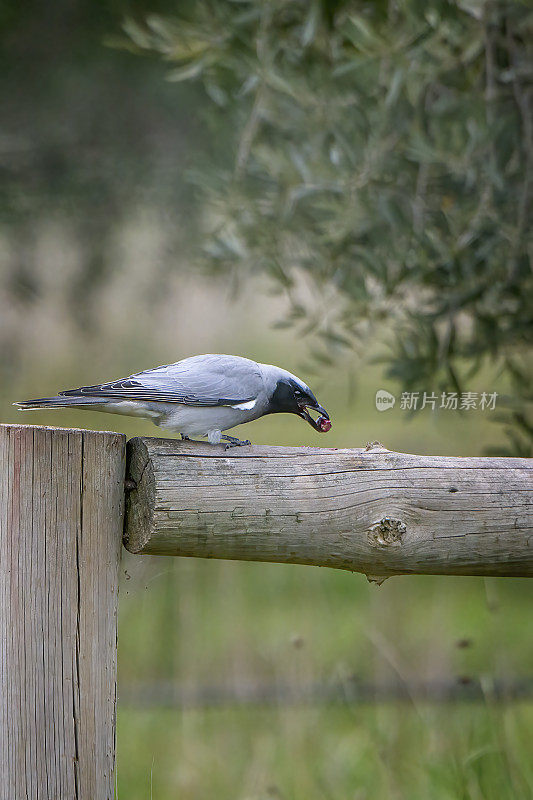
[59,354,263,407]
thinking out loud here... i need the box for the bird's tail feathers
[14,396,104,410]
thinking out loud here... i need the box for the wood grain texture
[124,438,533,578]
[0,424,125,800]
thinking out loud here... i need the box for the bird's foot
[180,434,190,440]
[222,435,252,450]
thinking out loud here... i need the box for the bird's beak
[297,402,330,431]
[314,403,329,420]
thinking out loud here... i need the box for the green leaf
[166,60,207,82]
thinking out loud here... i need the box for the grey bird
[15,354,331,448]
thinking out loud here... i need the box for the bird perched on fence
[15,353,331,448]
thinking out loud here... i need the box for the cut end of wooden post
[123,437,156,553]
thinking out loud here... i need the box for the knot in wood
[368,517,406,546]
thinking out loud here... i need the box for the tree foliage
[126,0,532,453]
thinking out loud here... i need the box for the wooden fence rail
[124,436,533,579]
[1,423,532,799]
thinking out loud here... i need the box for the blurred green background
[1,1,532,798]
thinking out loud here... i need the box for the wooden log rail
[124,437,533,579]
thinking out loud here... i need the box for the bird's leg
[222,434,252,450]
[179,434,205,444]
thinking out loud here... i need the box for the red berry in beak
[318,417,331,432]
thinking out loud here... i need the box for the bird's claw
[223,436,251,450]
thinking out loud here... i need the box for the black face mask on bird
[269,379,331,432]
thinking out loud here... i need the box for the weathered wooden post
[0,424,125,800]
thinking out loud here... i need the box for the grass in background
[117,703,533,800]
[118,559,533,689]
